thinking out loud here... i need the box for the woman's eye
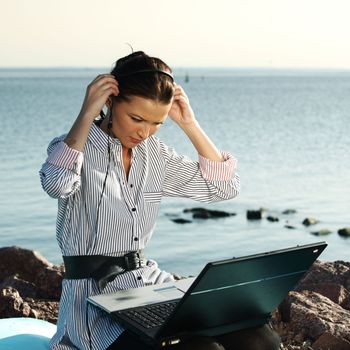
[131,117,142,123]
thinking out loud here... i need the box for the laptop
[88,241,327,348]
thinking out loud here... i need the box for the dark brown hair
[111,51,174,104]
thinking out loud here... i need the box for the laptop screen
[160,242,327,336]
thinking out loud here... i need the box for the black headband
[116,69,174,82]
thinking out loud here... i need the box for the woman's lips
[129,137,142,144]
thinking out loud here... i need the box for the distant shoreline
[1,66,350,77]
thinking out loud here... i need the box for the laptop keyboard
[119,301,179,329]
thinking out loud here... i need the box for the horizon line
[1,65,350,71]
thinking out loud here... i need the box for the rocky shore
[0,246,349,349]
[0,246,63,323]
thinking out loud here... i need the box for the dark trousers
[107,324,281,350]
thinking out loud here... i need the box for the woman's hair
[111,51,174,104]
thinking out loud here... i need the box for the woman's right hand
[79,74,119,120]
[64,75,119,151]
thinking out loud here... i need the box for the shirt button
[131,207,136,212]
[134,237,139,241]
[137,276,142,280]
[130,184,133,188]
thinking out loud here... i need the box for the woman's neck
[98,117,132,161]
[99,117,116,138]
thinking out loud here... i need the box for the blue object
[0,318,56,350]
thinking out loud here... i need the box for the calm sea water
[0,68,349,276]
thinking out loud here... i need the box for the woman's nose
[137,124,150,139]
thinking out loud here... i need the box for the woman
[40,51,279,349]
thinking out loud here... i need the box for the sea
[0,67,349,276]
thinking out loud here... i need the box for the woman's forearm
[64,74,119,152]
[181,121,224,162]
[64,112,95,152]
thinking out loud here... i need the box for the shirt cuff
[198,151,237,181]
[47,141,83,175]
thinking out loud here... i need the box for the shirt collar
[88,122,146,156]
[88,122,121,153]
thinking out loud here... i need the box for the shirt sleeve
[46,139,83,174]
[198,151,237,181]
[39,136,84,199]
[160,142,240,203]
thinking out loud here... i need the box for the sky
[1,0,350,69]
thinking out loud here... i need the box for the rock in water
[184,207,236,219]
[284,225,296,230]
[171,218,192,224]
[311,229,332,236]
[302,218,318,226]
[247,209,264,220]
[338,227,350,237]
[267,216,279,222]
[282,209,297,215]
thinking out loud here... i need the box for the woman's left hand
[168,84,197,128]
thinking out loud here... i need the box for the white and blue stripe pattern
[39,122,240,349]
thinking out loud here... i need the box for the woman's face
[109,96,172,149]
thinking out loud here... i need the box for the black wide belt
[63,250,146,290]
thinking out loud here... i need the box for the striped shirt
[39,122,240,350]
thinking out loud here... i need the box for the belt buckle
[124,251,143,270]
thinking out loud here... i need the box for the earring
[106,108,112,129]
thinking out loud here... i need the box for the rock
[299,282,349,307]
[0,246,64,300]
[0,275,37,298]
[0,246,63,324]
[282,209,297,215]
[0,246,53,281]
[24,298,59,323]
[35,263,65,300]
[184,207,236,219]
[267,216,279,222]
[171,218,192,224]
[338,228,350,237]
[311,229,332,236]
[295,261,350,291]
[193,211,211,219]
[302,218,318,226]
[30,308,40,319]
[247,208,264,220]
[312,332,350,350]
[293,260,350,310]
[284,225,296,230]
[0,287,31,318]
[279,291,350,343]
[274,261,350,348]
